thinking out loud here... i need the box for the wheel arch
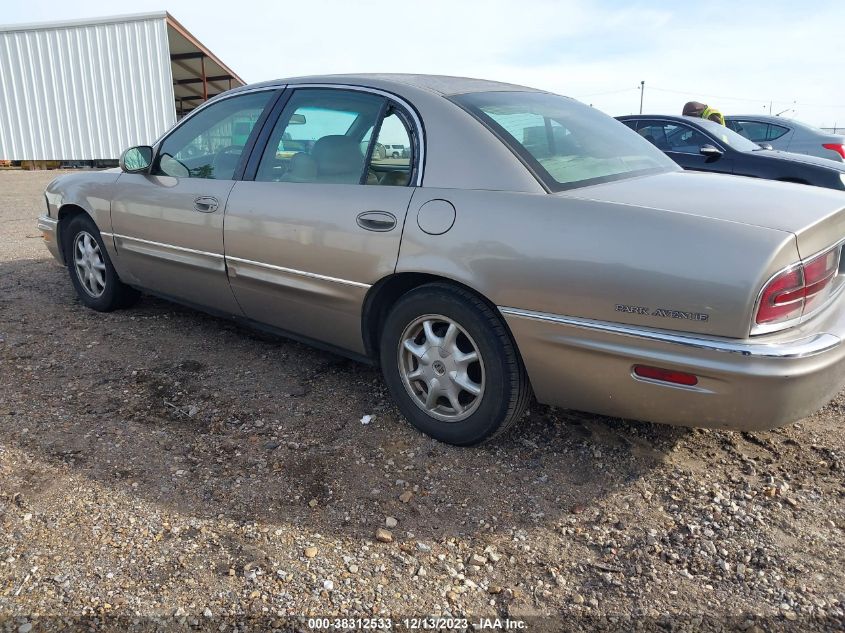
[361,272,523,365]
[56,203,94,265]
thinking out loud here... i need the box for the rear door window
[255,89,385,184]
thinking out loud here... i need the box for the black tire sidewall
[63,215,125,312]
[380,286,518,446]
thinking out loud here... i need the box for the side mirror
[119,146,153,173]
[699,144,723,158]
[758,142,773,150]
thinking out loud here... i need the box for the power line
[648,85,842,109]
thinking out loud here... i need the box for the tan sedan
[38,74,845,445]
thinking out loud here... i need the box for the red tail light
[755,246,841,329]
[804,249,840,312]
[822,143,845,159]
[633,365,698,386]
[756,267,804,324]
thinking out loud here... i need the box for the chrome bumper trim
[499,306,841,359]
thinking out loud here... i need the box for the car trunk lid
[560,170,845,258]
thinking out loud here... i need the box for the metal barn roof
[0,12,244,161]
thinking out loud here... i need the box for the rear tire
[379,283,530,445]
[63,214,139,312]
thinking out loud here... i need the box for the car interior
[255,93,412,186]
[153,90,413,186]
[637,123,711,154]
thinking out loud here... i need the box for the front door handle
[356,210,397,232]
[194,196,219,213]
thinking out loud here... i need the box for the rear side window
[767,124,789,140]
[730,120,790,143]
[368,110,413,186]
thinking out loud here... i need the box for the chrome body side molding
[499,306,841,359]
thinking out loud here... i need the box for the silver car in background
[726,114,845,163]
[37,74,845,445]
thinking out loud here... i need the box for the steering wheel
[211,145,245,175]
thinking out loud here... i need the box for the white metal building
[0,12,244,162]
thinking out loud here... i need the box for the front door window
[153,91,274,180]
[638,122,713,154]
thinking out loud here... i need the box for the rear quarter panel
[787,131,845,162]
[397,187,799,339]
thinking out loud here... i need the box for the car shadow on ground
[0,257,693,544]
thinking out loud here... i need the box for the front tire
[63,214,139,311]
[380,283,530,445]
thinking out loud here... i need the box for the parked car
[725,114,845,163]
[618,114,845,191]
[384,144,406,158]
[38,75,845,445]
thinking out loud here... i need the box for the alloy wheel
[398,314,485,422]
[73,231,106,298]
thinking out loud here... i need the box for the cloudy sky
[4,0,844,128]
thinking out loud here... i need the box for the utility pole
[639,81,645,114]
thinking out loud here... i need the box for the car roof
[618,114,702,124]
[227,73,543,98]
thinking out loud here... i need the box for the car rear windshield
[450,91,678,191]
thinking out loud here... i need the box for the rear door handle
[194,196,219,213]
[356,210,397,232]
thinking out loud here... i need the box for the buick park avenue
[37,74,845,445]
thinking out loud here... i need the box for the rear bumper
[502,304,845,432]
[37,215,63,264]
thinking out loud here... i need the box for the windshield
[450,91,678,191]
[691,117,762,151]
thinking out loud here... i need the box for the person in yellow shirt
[682,101,725,126]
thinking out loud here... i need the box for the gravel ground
[1,169,844,632]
